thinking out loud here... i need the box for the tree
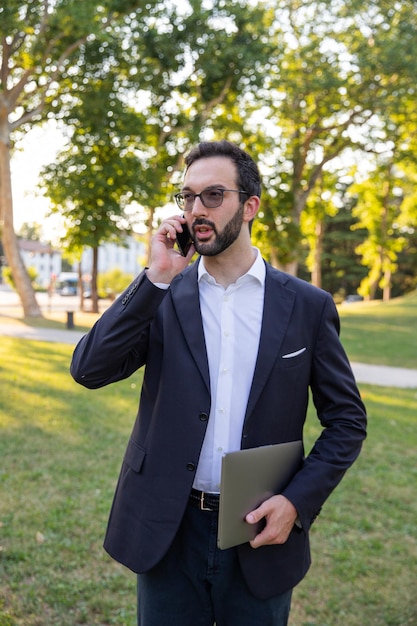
[251,0,417,274]
[17,222,43,241]
[350,160,408,300]
[97,268,133,300]
[41,80,146,312]
[41,0,276,299]
[301,171,339,288]
[4,0,417,305]
[0,0,146,316]
[320,183,368,299]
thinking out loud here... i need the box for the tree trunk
[78,261,87,312]
[0,110,42,317]
[282,186,308,277]
[91,245,99,314]
[382,267,391,302]
[145,208,155,266]
[311,220,323,288]
[281,259,299,276]
[368,261,382,300]
[269,248,280,269]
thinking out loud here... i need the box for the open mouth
[193,224,215,242]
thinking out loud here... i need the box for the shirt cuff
[144,269,170,290]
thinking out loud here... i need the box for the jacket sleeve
[70,270,168,389]
[282,293,367,530]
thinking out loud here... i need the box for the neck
[203,242,256,289]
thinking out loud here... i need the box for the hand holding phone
[176,221,193,256]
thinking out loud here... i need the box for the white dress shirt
[193,249,265,493]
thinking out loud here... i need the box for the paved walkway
[1,322,416,389]
[349,361,417,389]
[0,322,85,346]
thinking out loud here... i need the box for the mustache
[192,218,216,231]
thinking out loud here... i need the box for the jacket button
[199,412,209,422]
[186,462,196,472]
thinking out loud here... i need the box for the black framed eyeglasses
[174,188,249,211]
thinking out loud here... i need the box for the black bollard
[66,311,74,329]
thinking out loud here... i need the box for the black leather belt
[189,488,220,511]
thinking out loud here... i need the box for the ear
[243,195,260,223]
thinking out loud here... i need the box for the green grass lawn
[293,385,417,626]
[1,293,417,625]
[338,291,417,369]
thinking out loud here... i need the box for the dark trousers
[137,503,293,626]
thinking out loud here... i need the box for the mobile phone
[176,221,193,256]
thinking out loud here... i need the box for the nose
[191,194,208,217]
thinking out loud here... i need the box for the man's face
[182,156,246,257]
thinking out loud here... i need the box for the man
[71,140,367,625]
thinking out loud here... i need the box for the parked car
[343,294,364,304]
[59,285,77,296]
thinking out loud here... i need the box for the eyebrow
[180,184,229,192]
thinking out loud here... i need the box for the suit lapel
[245,267,296,420]
[170,261,296,411]
[170,262,210,393]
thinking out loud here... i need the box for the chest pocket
[280,347,308,368]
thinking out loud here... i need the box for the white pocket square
[282,347,307,359]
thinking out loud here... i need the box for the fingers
[156,216,195,261]
[246,495,298,549]
[159,215,186,243]
[245,496,272,527]
[147,215,194,285]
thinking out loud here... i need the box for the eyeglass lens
[175,189,247,210]
[178,189,224,210]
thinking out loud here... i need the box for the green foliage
[394,234,417,296]
[2,266,37,289]
[319,199,368,299]
[40,0,277,247]
[3,0,417,299]
[252,190,301,267]
[249,0,417,273]
[16,223,42,241]
[350,161,410,299]
[2,267,14,289]
[41,94,140,250]
[97,267,133,299]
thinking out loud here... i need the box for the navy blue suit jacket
[71,260,366,598]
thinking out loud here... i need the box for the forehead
[184,156,237,190]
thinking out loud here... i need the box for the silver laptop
[217,440,303,550]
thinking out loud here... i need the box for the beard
[192,203,245,257]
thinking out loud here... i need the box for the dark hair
[184,140,262,199]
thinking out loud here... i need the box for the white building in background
[16,235,145,289]
[18,240,62,288]
[76,236,145,278]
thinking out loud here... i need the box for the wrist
[146,267,172,287]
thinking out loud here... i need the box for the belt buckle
[199,491,212,511]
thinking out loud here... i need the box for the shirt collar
[198,248,265,287]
